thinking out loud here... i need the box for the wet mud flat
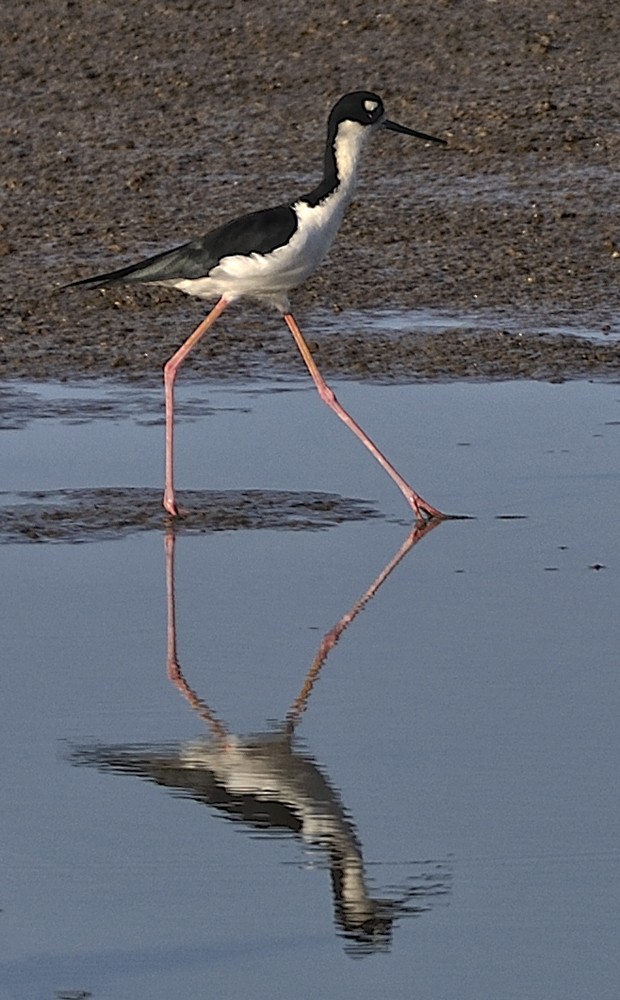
[4,291,620,384]
[1,1,619,385]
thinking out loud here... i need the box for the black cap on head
[330,91,446,145]
[329,91,385,128]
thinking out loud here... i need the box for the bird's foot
[163,493,188,517]
[411,494,448,526]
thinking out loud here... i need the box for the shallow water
[319,305,620,342]
[2,377,619,1000]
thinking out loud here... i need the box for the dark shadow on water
[70,520,451,957]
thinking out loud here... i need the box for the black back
[68,204,298,288]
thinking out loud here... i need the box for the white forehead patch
[364,99,378,114]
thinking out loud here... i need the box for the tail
[62,240,195,291]
[63,260,153,290]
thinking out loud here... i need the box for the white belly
[166,194,351,308]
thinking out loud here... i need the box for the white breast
[167,119,372,310]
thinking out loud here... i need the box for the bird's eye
[364,99,379,117]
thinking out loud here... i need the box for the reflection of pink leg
[165,528,181,681]
[165,527,230,743]
[283,312,445,524]
[286,517,441,730]
[163,296,230,516]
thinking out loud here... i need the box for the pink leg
[283,312,445,524]
[163,296,230,515]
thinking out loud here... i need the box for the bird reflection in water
[72,521,451,955]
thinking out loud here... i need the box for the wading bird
[67,92,447,522]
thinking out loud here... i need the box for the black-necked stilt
[67,91,447,522]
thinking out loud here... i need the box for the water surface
[1,378,619,999]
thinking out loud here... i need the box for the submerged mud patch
[0,487,380,544]
[0,382,248,430]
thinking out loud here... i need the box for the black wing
[66,204,298,289]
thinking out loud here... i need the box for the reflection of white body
[182,733,377,933]
[182,735,353,846]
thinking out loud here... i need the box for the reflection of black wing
[66,205,298,288]
[71,736,347,830]
[70,741,300,832]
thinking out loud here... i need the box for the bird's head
[329,91,446,146]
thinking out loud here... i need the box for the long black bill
[383,119,447,145]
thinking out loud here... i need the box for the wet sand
[2,0,619,383]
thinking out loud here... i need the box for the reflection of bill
[73,521,450,955]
